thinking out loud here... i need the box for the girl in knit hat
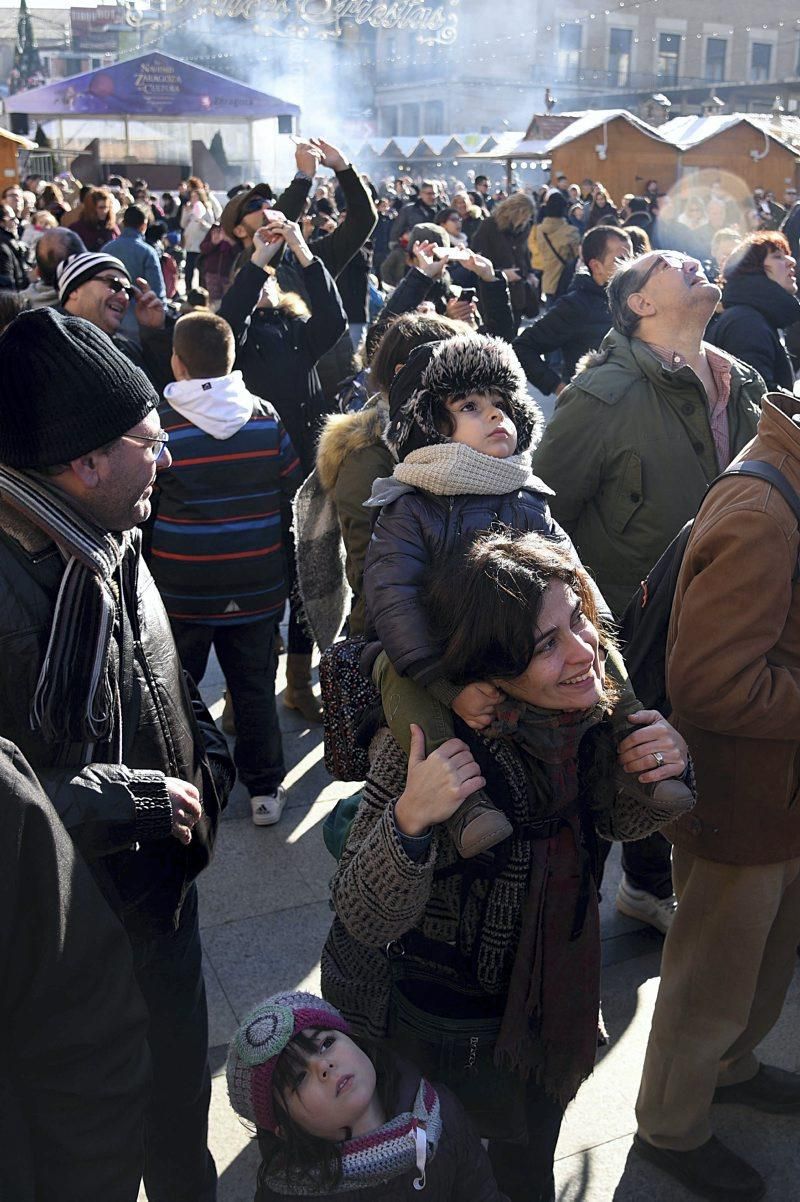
[226,990,506,1200]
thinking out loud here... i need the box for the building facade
[373,0,800,136]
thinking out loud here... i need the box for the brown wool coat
[665,392,800,865]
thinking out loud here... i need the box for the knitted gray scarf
[0,466,127,760]
[393,442,536,496]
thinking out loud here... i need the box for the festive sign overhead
[173,0,460,45]
[4,51,301,116]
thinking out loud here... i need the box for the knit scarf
[263,1079,442,1196]
[393,442,536,496]
[0,466,127,760]
[480,704,604,1105]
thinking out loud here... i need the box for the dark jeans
[171,616,284,796]
[487,1079,563,1202]
[131,884,216,1202]
[185,250,201,291]
[597,830,674,900]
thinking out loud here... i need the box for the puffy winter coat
[0,498,232,938]
[255,1060,507,1202]
[218,257,348,473]
[471,215,534,318]
[0,228,28,290]
[707,272,800,391]
[363,478,565,689]
[316,399,393,635]
[513,270,613,394]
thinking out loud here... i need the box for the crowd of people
[2,133,800,1202]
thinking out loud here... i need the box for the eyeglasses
[96,275,136,300]
[632,252,690,291]
[120,431,170,461]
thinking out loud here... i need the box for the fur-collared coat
[315,400,393,635]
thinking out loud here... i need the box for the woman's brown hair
[82,187,115,228]
[369,311,469,398]
[425,529,606,685]
[724,230,791,280]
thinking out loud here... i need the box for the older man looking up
[531,250,766,931]
[0,308,233,1202]
[532,250,765,616]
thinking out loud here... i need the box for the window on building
[657,32,681,84]
[750,42,772,82]
[609,28,633,86]
[423,100,444,134]
[378,107,398,137]
[400,103,420,135]
[557,24,582,81]
[705,37,726,82]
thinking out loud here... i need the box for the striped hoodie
[150,371,303,625]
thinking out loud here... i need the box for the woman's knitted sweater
[322,728,558,1039]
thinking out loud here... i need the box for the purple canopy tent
[5,52,300,184]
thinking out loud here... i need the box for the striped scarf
[264,1078,442,1195]
[0,466,127,760]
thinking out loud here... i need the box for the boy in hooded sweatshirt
[152,310,303,827]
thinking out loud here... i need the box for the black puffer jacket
[255,1061,507,1202]
[0,499,233,939]
[513,270,612,394]
[363,477,566,688]
[707,272,800,391]
[0,227,28,290]
[219,257,348,473]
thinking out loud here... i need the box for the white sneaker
[250,786,287,827]
[615,875,677,934]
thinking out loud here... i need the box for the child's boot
[445,788,513,858]
[611,696,694,818]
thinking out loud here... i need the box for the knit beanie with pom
[226,991,351,1134]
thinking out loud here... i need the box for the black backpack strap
[712,460,800,579]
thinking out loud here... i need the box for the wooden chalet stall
[0,125,37,184]
[659,115,800,195]
[474,114,579,188]
[547,110,678,201]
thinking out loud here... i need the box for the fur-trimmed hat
[386,333,542,461]
[226,991,350,1134]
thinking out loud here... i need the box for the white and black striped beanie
[56,251,131,304]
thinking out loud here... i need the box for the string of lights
[18,0,800,80]
[372,0,800,68]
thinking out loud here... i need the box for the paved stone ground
[136,642,800,1202]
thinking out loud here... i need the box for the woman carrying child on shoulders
[322,331,693,1201]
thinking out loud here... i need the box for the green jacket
[531,330,766,616]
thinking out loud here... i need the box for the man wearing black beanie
[0,307,234,1202]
